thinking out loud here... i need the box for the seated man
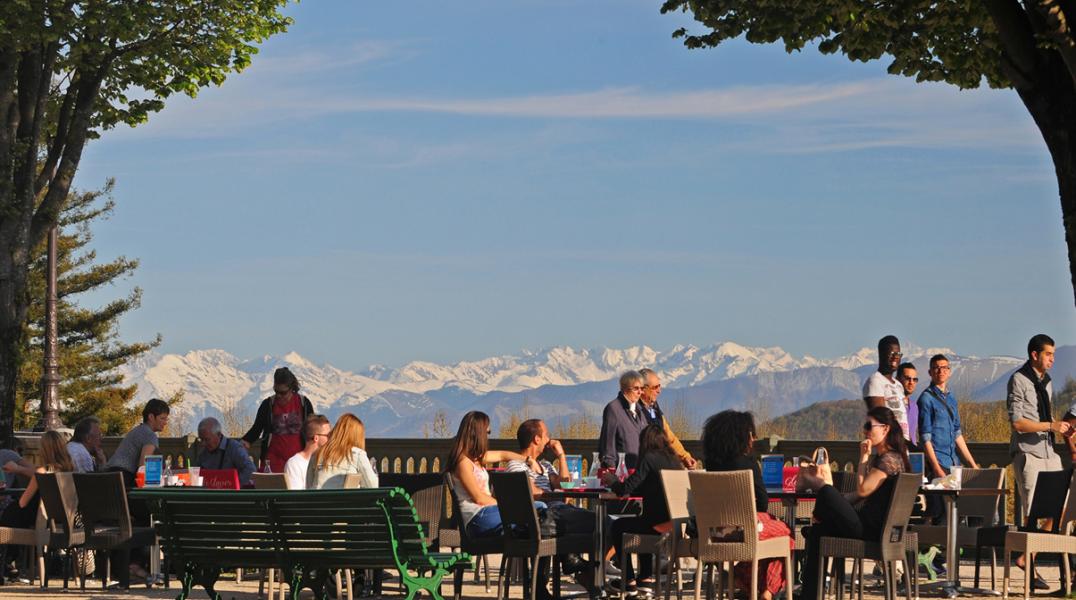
[68,416,107,473]
[196,417,256,487]
[106,398,170,487]
[506,419,597,592]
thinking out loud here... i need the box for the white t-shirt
[284,452,311,490]
[863,371,910,439]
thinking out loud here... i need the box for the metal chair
[72,472,157,590]
[687,470,794,600]
[490,471,593,600]
[816,473,921,600]
[1003,469,1076,600]
[36,472,85,589]
[445,474,503,600]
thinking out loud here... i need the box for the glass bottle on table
[588,452,601,479]
[615,452,629,482]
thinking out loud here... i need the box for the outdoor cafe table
[919,486,1005,598]
[768,486,1005,598]
[542,488,624,597]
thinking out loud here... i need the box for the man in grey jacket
[1008,334,1071,519]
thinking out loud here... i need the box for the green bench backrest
[134,487,436,571]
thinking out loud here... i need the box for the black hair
[877,335,900,355]
[72,416,100,443]
[929,354,949,369]
[274,367,300,392]
[637,423,675,463]
[702,409,757,466]
[897,362,916,375]
[142,398,170,422]
[516,419,544,450]
[865,406,911,471]
[1028,334,1055,358]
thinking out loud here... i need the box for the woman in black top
[602,423,683,593]
[798,406,909,600]
[704,410,791,600]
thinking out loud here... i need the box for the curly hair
[702,410,756,467]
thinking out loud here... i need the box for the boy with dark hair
[106,398,170,485]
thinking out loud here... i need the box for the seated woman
[0,430,74,528]
[444,411,529,539]
[306,413,379,489]
[703,410,791,600]
[602,423,684,595]
[799,406,910,600]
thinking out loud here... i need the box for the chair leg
[749,559,759,600]
[497,556,510,600]
[1002,547,1011,600]
[529,556,540,600]
[38,546,46,588]
[483,554,491,591]
[1024,553,1031,600]
[1063,553,1071,597]
[786,553,795,600]
[817,556,827,600]
[975,544,983,589]
[725,562,734,600]
[334,570,343,600]
[554,555,562,599]
[655,553,662,600]
[694,560,704,600]
[991,548,998,591]
[902,557,913,600]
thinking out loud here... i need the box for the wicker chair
[72,472,157,591]
[686,470,794,600]
[36,472,85,590]
[1003,469,1076,600]
[252,472,288,489]
[0,494,47,587]
[816,473,921,600]
[662,469,701,600]
[490,471,593,600]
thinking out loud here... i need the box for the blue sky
[75,0,1074,370]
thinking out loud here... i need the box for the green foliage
[660,0,1009,89]
[15,182,161,435]
[3,0,294,132]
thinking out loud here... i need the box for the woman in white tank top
[444,411,531,537]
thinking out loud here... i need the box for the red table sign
[200,469,239,490]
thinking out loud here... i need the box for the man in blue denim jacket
[918,353,979,480]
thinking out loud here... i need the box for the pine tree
[16,180,161,435]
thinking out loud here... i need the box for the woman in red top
[242,367,314,472]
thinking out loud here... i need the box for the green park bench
[130,487,472,600]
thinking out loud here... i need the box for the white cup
[950,466,963,488]
[165,474,178,486]
[189,467,201,486]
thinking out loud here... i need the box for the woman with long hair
[0,431,75,528]
[798,406,909,600]
[602,423,684,595]
[306,413,378,489]
[703,410,791,600]
[443,411,528,539]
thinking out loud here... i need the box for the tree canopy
[660,1,1076,304]
[0,1,293,447]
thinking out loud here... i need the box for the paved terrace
[0,559,1055,600]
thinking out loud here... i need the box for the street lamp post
[39,225,61,431]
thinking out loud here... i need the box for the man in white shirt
[863,335,910,437]
[284,414,331,489]
[67,416,107,472]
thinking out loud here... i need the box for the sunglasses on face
[863,422,886,431]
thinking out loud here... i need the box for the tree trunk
[0,224,31,450]
[1012,54,1076,308]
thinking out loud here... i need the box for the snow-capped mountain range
[117,341,1044,436]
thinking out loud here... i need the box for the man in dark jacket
[598,371,649,469]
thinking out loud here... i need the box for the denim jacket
[917,385,962,468]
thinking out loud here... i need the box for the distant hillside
[760,399,864,440]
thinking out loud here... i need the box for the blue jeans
[466,502,548,538]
